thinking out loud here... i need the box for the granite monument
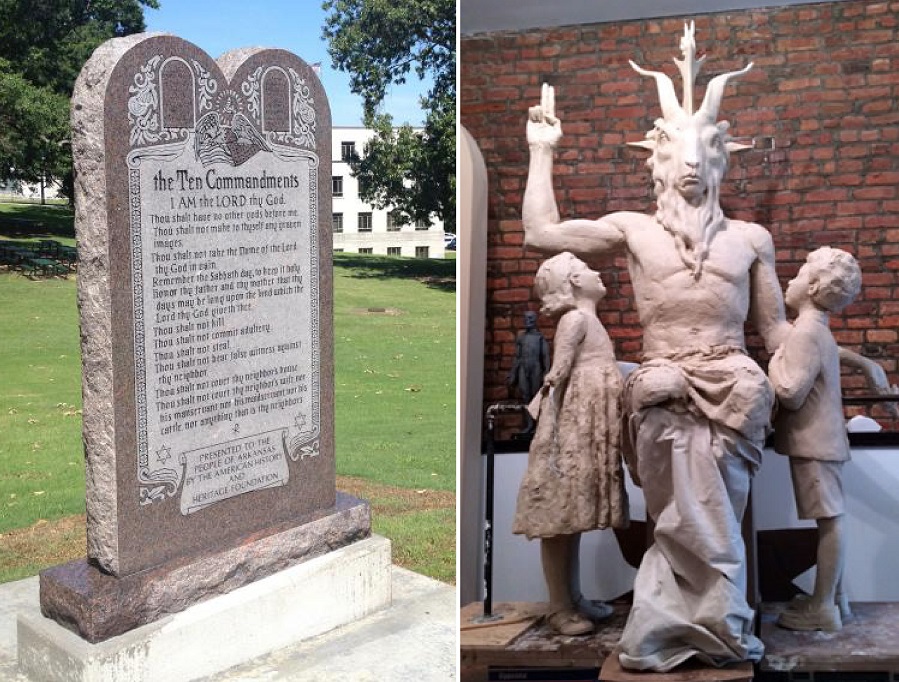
[33,34,379,647]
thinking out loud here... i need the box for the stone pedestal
[759,601,899,676]
[18,535,392,682]
[39,492,369,642]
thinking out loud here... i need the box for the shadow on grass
[0,205,458,294]
[334,253,456,293]
[0,203,75,240]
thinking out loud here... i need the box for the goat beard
[653,177,726,278]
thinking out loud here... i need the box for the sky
[144,1,430,127]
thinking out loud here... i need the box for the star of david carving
[155,445,172,465]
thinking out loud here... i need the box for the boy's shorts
[789,457,844,520]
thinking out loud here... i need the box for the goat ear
[628,140,656,151]
[726,140,753,153]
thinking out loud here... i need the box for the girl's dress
[513,309,628,538]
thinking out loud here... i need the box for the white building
[331,127,446,258]
[0,178,65,202]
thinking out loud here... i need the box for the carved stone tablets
[72,34,335,576]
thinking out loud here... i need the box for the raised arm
[523,84,629,257]
[747,225,790,353]
[838,347,899,417]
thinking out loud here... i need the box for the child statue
[512,252,629,635]
[768,247,861,631]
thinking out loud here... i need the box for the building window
[358,212,372,232]
[341,141,356,160]
[359,247,373,254]
[415,246,429,258]
[333,212,343,233]
[387,247,401,256]
[334,248,344,253]
[332,176,343,197]
[415,217,430,231]
[386,211,402,231]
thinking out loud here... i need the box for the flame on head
[628,22,753,154]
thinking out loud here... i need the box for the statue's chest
[631,225,753,285]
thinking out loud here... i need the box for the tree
[0,60,70,197]
[322,0,455,228]
[0,0,158,199]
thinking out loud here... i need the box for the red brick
[462,4,899,403]
[867,329,899,344]
[855,186,896,200]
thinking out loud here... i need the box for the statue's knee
[628,365,688,411]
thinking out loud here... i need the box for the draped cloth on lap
[617,348,772,672]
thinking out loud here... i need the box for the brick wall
[461,1,899,436]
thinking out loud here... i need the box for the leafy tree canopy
[0,60,70,185]
[323,0,455,227]
[0,0,157,195]
[0,0,158,94]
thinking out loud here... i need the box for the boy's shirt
[769,312,851,462]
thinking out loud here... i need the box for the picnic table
[56,245,78,269]
[18,256,69,278]
[0,240,72,277]
[0,242,35,266]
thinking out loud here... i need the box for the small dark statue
[507,310,551,434]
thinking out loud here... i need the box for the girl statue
[512,252,629,635]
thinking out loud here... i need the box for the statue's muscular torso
[608,212,771,358]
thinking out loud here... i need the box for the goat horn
[629,60,683,121]
[697,63,753,120]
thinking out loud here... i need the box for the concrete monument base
[17,535,392,682]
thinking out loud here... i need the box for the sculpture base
[461,600,626,671]
[600,655,754,681]
[39,492,370,642]
[760,601,899,675]
[461,602,756,681]
[18,535,392,681]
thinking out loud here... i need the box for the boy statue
[768,247,861,631]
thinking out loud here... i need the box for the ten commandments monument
[17,34,391,680]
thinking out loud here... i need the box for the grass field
[0,204,456,583]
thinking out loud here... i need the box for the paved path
[0,567,457,681]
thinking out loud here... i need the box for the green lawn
[333,254,455,491]
[0,275,84,530]
[0,209,455,582]
[0,202,76,243]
